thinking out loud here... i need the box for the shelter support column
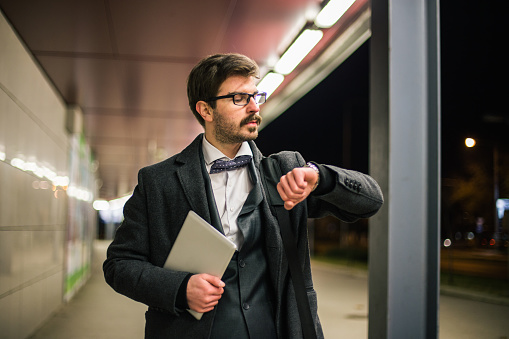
[368,0,441,338]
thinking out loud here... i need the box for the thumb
[203,274,225,288]
[284,200,296,210]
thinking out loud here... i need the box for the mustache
[241,114,262,126]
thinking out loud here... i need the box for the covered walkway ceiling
[0,0,370,199]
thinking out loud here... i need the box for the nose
[246,95,260,113]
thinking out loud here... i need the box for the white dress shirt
[202,137,253,249]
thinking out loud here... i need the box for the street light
[465,137,476,148]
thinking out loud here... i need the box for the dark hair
[187,53,259,126]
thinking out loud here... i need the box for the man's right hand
[186,273,225,313]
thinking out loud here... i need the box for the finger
[198,292,223,310]
[203,294,222,305]
[191,301,217,313]
[187,275,222,297]
[199,305,216,313]
[194,292,221,304]
[278,178,304,207]
[284,200,296,210]
[284,193,306,209]
[285,171,306,194]
[290,169,308,189]
[278,181,301,205]
[276,181,289,202]
[202,274,225,288]
[278,174,302,201]
[289,169,308,190]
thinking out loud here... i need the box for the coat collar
[174,134,211,223]
[248,139,263,166]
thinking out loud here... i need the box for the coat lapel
[175,134,212,224]
[248,141,285,305]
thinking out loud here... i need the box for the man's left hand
[276,167,318,210]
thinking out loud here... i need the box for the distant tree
[449,162,494,227]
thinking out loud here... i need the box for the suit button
[344,178,349,185]
[239,259,246,268]
[243,303,250,310]
[358,184,362,191]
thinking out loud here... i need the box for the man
[104,53,383,338]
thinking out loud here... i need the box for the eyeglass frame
[205,92,267,106]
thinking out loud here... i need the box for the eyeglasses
[206,92,267,106]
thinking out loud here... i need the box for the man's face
[210,75,262,145]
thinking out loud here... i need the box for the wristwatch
[304,162,320,191]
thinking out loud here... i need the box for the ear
[196,101,214,123]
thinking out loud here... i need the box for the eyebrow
[226,91,259,95]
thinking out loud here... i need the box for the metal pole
[368,0,441,337]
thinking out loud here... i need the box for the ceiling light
[274,29,323,75]
[257,72,285,98]
[93,200,110,211]
[315,0,356,28]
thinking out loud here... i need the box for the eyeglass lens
[233,93,266,106]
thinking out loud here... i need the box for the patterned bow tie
[210,155,252,174]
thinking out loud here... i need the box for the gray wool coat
[103,134,383,339]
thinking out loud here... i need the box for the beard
[213,111,262,145]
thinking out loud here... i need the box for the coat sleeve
[103,168,189,315]
[307,163,384,221]
[274,151,384,222]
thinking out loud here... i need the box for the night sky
[257,42,370,173]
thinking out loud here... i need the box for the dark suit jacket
[103,134,383,338]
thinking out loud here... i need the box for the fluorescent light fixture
[11,157,25,170]
[93,200,110,211]
[109,194,132,210]
[274,29,323,75]
[257,72,285,98]
[67,185,92,201]
[53,176,70,187]
[315,0,356,28]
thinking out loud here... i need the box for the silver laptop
[163,210,237,320]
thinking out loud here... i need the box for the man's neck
[204,133,242,159]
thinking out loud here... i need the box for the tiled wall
[0,11,69,338]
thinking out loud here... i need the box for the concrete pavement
[28,241,146,339]
[312,260,509,339]
[28,241,509,338]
